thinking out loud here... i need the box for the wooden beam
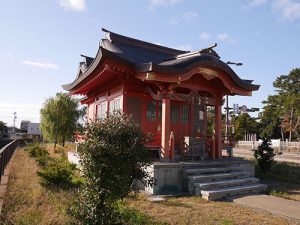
[214,96,223,158]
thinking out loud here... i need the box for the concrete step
[199,183,267,201]
[174,154,182,161]
[194,177,259,190]
[184,166,242,175]
[188,171,251,183]
[182,159,254,169]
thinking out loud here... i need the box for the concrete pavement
[229,194,300,223]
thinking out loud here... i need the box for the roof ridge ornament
[226,61,243,66]
[175,43,219,60]
[199,43,219,58]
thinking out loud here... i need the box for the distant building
[20,120,30,133]
[7,126,20,138]
[0,125,8,139]
[27,123,41,135]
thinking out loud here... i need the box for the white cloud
[7,52,13,58]
[199,32,212,41]
[274,0,300,21]
[59,0,86,12]
[182,12,198,21]
[149,0,183,9]
[199,32,236,43]
[21,60,58,70]
[173,44,192,51]
[170,12,198,24]
[0,102,41,127]
[216,33,236,42]
[249,0,268,7]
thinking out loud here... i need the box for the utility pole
[225,61,243,144]
[13,112,17,134]
[224,96,233,144]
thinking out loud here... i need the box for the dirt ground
[125,193,300,225]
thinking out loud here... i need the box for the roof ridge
[80,54,94,59]
[101,28,188,56]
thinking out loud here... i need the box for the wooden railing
[0,139,21,183]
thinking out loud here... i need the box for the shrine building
[63,28,259,162]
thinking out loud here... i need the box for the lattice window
[97,101,107,119]
[182,105,189,124]
[147,101,156,121]
[109,98,122,113]
[158,102,162,122]
[171,104,179,123]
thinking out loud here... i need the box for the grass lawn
[124,193,299,225]
[1,146,299,225]
[45,142,76,157]
[0,147,76,225]
[255,161,300,202]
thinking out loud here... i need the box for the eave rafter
[68,61,135,95]
[136,66,253,96]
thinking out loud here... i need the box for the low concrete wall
[145,163,183,195]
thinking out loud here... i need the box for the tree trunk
[62,136,65,147]
[281,128,284,141]
[289,107,294,142]
[54,122,58,149]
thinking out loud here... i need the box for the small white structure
[68,152,81,168]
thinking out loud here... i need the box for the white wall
[27,123,41,135]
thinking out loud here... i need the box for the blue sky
[1,0,300,127]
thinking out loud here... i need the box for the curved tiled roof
[63,28,259,92]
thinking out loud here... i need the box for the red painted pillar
[214,97,222,159]
[161,98,170,161]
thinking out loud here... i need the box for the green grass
[222,219,234,225]
[1,146,163,225]
[116,201,167,225]
[0,148,76,225]
[255,161,300,184]
[255,160,300,201]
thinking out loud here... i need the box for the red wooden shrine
[63,29,259,161]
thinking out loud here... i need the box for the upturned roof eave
[63,29,260,93]
[135,57,260,92]
[62,46,136,92]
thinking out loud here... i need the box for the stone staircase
[183,160,267,201]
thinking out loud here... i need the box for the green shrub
[37,157,79,188]
[25,144,50,167]
[25,143,82,189]
[253,138,275,173]
[25,143,49,159]
[70,112,154,225]
[54,147,66,158]
[255,161,300,184]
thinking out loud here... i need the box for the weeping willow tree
[40,93,83,148]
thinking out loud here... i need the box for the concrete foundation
[143,159,255,195]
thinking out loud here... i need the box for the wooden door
[127,96,141,125]
[170,101,190,144]
[144,99,161,146]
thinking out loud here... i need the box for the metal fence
[0,139,19,183]
[236,140,300,149]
